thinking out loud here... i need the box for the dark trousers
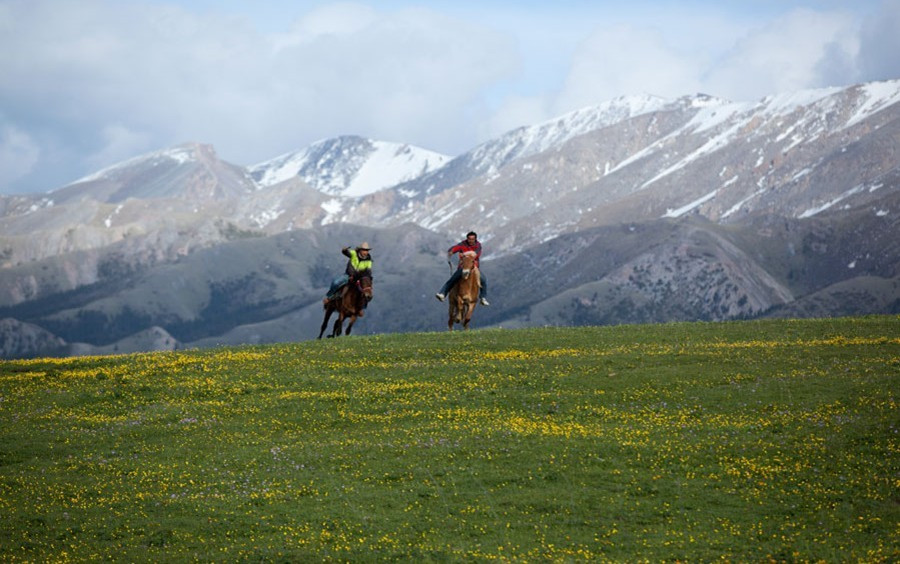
[326,274,368,308]
[327,274,349,298]
[440,269,487,298]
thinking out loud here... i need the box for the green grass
[2,316,898,561]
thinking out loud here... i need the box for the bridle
[458,256,478,278]
[353,275,373,301]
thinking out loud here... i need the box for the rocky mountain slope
[0,80,898,358]
[347,81,900,254]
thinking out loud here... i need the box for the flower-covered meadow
[1,316,898,560]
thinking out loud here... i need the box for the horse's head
[459,251,478,279]
[356,273,373,300]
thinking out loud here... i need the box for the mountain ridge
[1,79,898,358]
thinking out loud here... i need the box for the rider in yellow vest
[324,242,373,304]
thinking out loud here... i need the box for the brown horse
[448,251,480,331]
[318,273,373,338]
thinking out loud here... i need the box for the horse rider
[435,231,489,306]
[324,242,373,307]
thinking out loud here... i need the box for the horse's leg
[453,296,463,324]
[319,306,334,339]
[345,314,357,336]
[463,302,472,330]
[448,300,457,331]
[332,313,344,337]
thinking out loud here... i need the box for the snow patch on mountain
[104,204,123,228]
[469,94,673,168]
[321,198,344,225]
[624,84,872,192]
[663,189,719,218]
[345,142,448,197]
[757,86,844,117]
[250,136,450,198]
[798,184,867,218]
[70,145,197,186]
[845,79,900,128]
[249,206,284,228]
[722,188,767,219]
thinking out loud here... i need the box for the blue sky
[1,0,899,194]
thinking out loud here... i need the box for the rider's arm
[347,249,362,272]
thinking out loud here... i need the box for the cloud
[0,0,517,193]
[555,24,706,110]
[0,1,897,195]
[273,1,378,45]
[0,0,269,191]
[0,124,40,188]
[480,23,706,140]
[482,4,875,140]
[264,4,518,154]
[86,124,153,172]
[702,8,859,100]
[856,0,900,81]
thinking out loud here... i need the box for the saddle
[325,278,371,310]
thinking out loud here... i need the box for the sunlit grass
[1,316,898,560]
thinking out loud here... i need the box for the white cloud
[478,96,550,145]
[86,124,153,172]
[272,2,378,49]
[0,125,40,188]
[702,8,859,101]
[262,5,518,156]
[0,0,517,193]
[481,4,877,140]
[856,0,900,81]
[0,0,896,195]
[554,24,705,111]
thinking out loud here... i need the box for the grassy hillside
[1,317,898,560]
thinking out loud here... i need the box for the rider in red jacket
[435,231,489,306]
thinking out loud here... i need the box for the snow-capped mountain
[347,80,900,254]
[3,79,899,265]
[59,143,258,204]
[3,80,898,263]
[248,135,450,197]
[1,79,899,358]
[366,94,680,205]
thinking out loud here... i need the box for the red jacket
[449,240,482,268]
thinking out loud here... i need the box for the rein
[353,276,373,305]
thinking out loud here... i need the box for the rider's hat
[358,242,372,251]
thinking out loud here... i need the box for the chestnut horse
[448,251,480,331]
[318,273,373,338]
